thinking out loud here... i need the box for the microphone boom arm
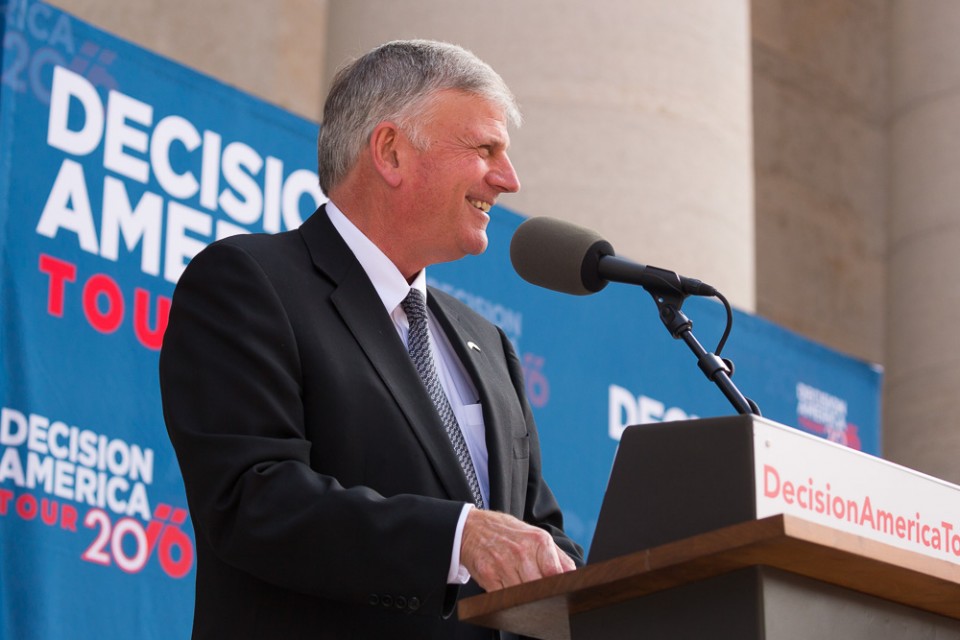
[644,283,761,417]
[508,216,761,415]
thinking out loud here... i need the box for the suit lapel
[428,293,514,514]
[298,208,475,504]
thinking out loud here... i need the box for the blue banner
[1,2,881,637]
[1,2,323,637]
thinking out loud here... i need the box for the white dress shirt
[326,201,487,584]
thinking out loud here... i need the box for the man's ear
[369,121,404,188]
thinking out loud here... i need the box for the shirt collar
[326,201,427,314]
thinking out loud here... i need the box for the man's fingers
[519,544,548,582]
[460,510,576,592]
[535,537,567,578]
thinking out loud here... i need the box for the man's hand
[460,509,577,592]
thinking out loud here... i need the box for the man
[160,40,583,639]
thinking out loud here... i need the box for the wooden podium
[459,416,960,639]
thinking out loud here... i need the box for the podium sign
[754,418,960,565]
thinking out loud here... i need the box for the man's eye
[478,146,493,157]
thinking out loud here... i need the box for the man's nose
[490,153,521,194]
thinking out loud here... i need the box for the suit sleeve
[159,241,463,615]
[500,329,585,566]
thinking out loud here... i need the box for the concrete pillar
[324,0,756,309]
[887,1,960,481]
[750,0,888,365]
[46,0,329,120]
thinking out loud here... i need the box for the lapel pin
[467,341,481,353]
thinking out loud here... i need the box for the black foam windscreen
[509,217,613,295]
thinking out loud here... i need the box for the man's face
[400,90,520,267]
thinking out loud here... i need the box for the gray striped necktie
[401,289,484,509]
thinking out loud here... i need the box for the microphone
[509,216,717,298]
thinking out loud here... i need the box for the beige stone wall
[886,0,960,483]
[46,0,329,119]
[752,0,960,483]
[751,0,888,365]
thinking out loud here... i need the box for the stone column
[750,1,888,365]
[887,1,960,482]
[46,0,329,120]
[324,0,756,309]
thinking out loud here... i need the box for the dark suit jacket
[159,206,583,639]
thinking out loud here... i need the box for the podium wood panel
[458,515,960,640]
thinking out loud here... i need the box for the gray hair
[317,40,521,194]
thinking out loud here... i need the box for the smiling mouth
[468,199,492,213]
